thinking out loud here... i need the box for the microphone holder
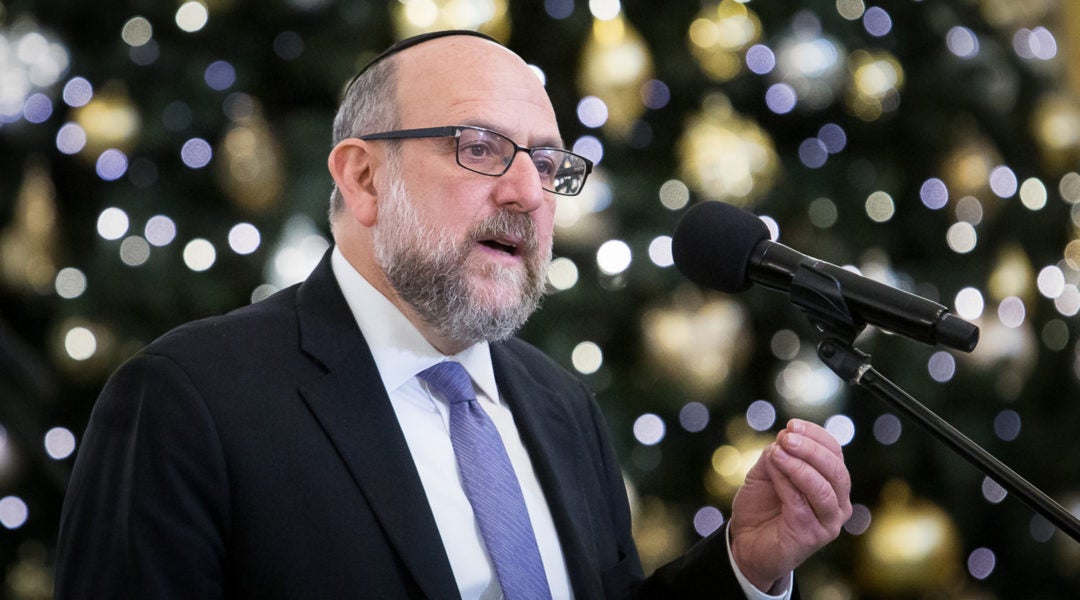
[788,263,1080,543]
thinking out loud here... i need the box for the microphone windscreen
[672,201,770,293]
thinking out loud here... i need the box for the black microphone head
[672,201,770,293]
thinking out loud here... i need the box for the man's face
[373,154,551,347]
[369,38,563,348]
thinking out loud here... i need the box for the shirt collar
[330,247,501,403]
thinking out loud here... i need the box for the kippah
[345,30,502,92]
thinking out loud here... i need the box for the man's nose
[492,150,546,213]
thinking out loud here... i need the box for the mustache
[467,209,541,256]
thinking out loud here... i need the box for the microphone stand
[788,264,1080,543]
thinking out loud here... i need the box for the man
[55,31,851,599]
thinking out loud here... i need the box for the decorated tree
[1,0,1079,597]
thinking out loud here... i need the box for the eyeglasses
[358,125,593,196]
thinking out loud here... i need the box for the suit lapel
[294,254,460,600]
[491,344,604,599]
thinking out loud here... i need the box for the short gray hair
[328,56,400,222]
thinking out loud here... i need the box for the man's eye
[532,155,556,176]
[461,142,497,159]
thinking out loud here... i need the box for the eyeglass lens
[456,128,587,195]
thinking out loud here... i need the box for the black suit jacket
[55,252,755,599]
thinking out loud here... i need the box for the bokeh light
[679,402,709,433]
[633,413,665,446]
[44,427,76,460]
[572,341,603,375]
[183,238,216,272]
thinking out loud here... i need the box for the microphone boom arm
[790,261,1080,543]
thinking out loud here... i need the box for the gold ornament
[687,0,762,82]
[0,160,58,295]
[390,0,510,42]
[71,80,140,156]
[641,286,751,395]
[1031,93,1080,175]
[845,49,904,121]
[856,480,963,595]
[578,14,654,139]
[676,94,779,207]
[216,104,284,214]
[631,496,687,574]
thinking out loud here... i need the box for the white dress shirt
[331,248,572,599]
[330,247,790,600]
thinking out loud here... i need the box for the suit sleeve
[54,352,230,599]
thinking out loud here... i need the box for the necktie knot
[418,361,475,405]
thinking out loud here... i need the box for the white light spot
[1037,266,1065,299]
[989,165,1018,198]
[96,149,129,181]
[659,179,690,210]
[0,497,28,530]
[765,83,797,114]
[183,238,216,272]
[181,137,213,168]
[228,223,261,255]
[176,1,210,32]
[145,215,178,247]
[997,296,1026,328]
[588,0,621,21]
[119,236,151,266]
[946,222,977,254]
[546,257,578,291]
[572,135,604,166]
[62,77,93,107]
[597,239,632,275]
[633,413,665,446]
[648,236,673,268]
[44,427,76,460]
[96,207,129,240]
[576,96,609,129]
[571,341,603,375]
[56,122,87,154]
[693,506,725,537]
[865,191,895,222]
[55,268,87,299]
[919,177,949,210]
[981,477,1007,504]
[946,26,979,58]
[746,400,777,432]
[967,547,996,580]
[64,327,97,361]
[745,44,776,75]
[927,351,956,383]
[955,287,985,320]
[824,414,855,446]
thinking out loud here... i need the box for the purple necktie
[418,361,552,600]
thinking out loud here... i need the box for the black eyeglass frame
[358,125,594,196]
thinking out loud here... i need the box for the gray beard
[372,176,550,349]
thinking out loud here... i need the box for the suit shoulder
[143,284,301,365]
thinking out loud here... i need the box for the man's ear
[328,138,380,227]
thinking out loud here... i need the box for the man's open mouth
[479,237,519,256]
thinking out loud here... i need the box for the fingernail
[783,433,802,450]
[789,419,805,434]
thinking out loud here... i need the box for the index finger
[786,419,843,457]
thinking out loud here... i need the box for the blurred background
[2,0,1079,597]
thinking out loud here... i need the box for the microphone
[672,201,979,352]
